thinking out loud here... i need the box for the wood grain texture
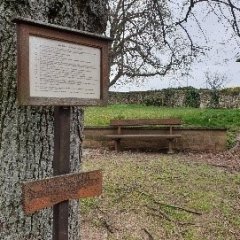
[105,134,181,139]
[23,171,102,214]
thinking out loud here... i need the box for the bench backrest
[110,118,182,127]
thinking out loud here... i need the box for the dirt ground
[180,151,240,172]
[80,148,240,240]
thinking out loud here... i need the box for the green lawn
[84,104,240,130]
[81,151,240,240]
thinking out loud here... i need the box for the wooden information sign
[14,17,111,106]
[14,18,112,240]
[22,170,102,214]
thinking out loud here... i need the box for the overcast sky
[110,3,240,92]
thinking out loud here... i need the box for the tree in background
[108,0,204,87]
[108,0,240,88]
[205,71,229,108]
[0,1,107,239]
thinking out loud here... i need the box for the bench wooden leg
[114,139,121,152]
[167,139,174,154]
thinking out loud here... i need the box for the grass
[84,104,240,130]
[82,104,240,238]
[84,104,240,148]
[81,151,240,240]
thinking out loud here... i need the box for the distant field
[84,104,240,130]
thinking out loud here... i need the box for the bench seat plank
[106,134,181,139]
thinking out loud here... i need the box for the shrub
[209,90,220,108]
[143,91,164,107]
[184,87,200,108]
[143,89,177,107]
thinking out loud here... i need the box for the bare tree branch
[108,0,240,88]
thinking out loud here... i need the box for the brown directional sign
[22,170,102,214]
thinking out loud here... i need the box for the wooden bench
[105,118,182,153]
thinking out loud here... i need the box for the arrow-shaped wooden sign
[22,170,102,214]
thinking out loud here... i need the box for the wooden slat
[22,170,102,214]
[105,134,181,139]
[110,118,181,126]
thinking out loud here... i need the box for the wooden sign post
[53,106,70,240]
[14,18,112,240]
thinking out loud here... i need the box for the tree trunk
[0,1,107,239]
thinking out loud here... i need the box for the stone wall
[109,88,240,108]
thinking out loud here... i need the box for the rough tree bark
[0,0,107,239]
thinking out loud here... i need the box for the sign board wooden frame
[14,18,112,106]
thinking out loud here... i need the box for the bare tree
[205,71,228,90]
[0,0,107,239]
[108,0,240,88]
[205,71,228,107]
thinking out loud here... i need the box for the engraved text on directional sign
[22,170,102,214]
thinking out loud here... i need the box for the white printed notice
[29,36,101,99]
